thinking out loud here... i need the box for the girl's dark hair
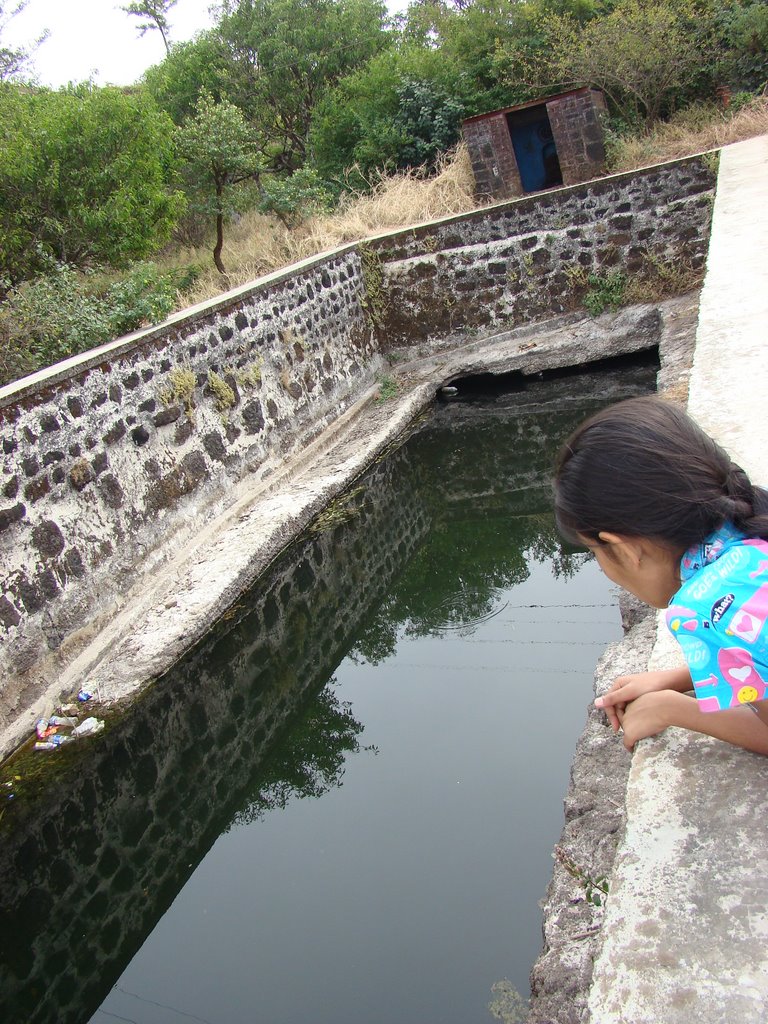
[554,396,768,549]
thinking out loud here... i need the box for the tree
[142,30,233,124]
[175,91,263,273]
[509,0,712,124]
[310,43,463,181]
[719,0,768,90]
[0,83,184,285]
[121,0,178,55]
[0,0,48,80]
[216,0,394,171]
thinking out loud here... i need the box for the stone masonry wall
[0,446,431,1024]
[547,89,608,185]
[0,154,715,748]
[369,155,714,348]
[0,250,381,726]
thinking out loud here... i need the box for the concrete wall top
[587,135,768,1024]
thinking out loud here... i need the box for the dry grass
[179,145,481,306]
[176,97,768,308]
[608,95,768,172]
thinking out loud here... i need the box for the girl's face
[585,533,682,608]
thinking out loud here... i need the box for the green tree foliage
[216,0,393,171]
[310,44,463,181]
[257,168,333,226]
[121,0,178,55]
[142,30,232,124]
[175,91,263,273]
[0,83,184,286]
[717,0,768,90]
[507,0,712,124]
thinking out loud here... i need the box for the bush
[0,261,198,387]
[258,169,334,227]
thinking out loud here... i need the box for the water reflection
[0,356,656,1024]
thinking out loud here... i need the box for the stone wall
[0,154,715,748]
[0,249,381,726]
[0,447,431,1024]
[370,155,714,348]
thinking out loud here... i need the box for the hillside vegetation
[1,0,767,387]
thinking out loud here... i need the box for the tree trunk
[213,207,226,275]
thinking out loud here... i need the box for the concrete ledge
[586,136,768,1022]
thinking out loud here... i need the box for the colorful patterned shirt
[666,521,768,712]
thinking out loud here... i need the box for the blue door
[508,112,562,193]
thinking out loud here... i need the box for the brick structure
[462,88,608,200]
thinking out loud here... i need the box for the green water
[0,357,656,1024]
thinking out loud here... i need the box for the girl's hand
[595,668,692,733]
[615,691,683,750]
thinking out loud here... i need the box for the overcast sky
[5,0,219,89]
[5,0,407,90]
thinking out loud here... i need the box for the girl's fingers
[604,703,622,733]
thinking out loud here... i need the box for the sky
[4,0,219,89]
[4,0,408,90]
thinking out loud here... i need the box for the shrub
[0,260,198,387]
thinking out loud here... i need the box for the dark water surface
[0,358,656,1024]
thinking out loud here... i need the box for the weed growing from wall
[236,359,263,388]
[359,244,387,333]
[583,271,627,315]
[207,370,236,412]
[555,845,610,908]
[375,374,399,402]
[159,367,197,415]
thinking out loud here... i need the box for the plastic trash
[77,690,93,703]
[35,718,50,739]
[34,734,73,750]
[72,717,104,738]
[49,716,78,727]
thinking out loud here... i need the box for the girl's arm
[617,691,768,755]
[595,667,693,732]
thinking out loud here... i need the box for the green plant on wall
[359,244,387,332]
[583,271,627,316]
[159,366,197,415]
[375,373,399,402]
[207,369,235,412]
[236,358,263,388]
[555,845,610,908]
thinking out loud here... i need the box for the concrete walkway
[586,135,768,1022]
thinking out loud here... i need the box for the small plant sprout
[555,845,610,907]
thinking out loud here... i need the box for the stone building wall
[0,153,715,742]
[547,88,608,185]
[462,111,523,200]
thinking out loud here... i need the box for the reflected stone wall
[0,446,429,1024]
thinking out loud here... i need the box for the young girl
[554,395,768,755]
